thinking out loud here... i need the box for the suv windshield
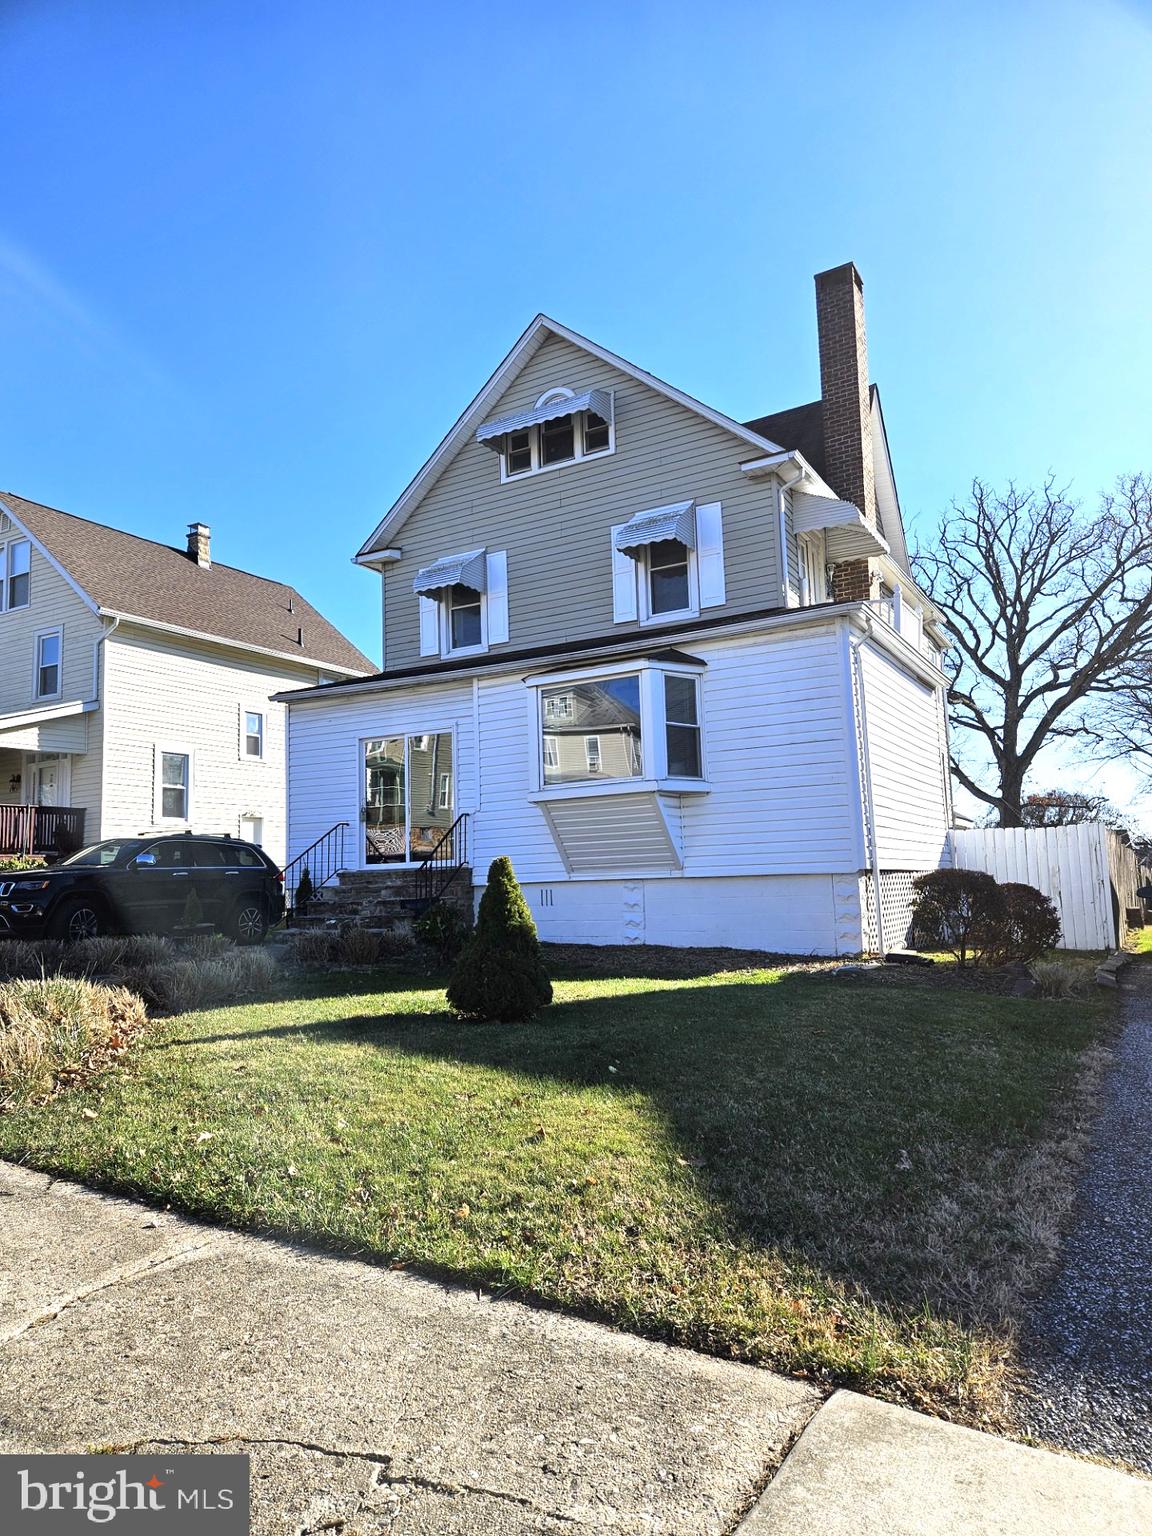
[59,839,144,868]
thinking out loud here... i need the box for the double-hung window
[646,539,692,617]
[664,674,702,778]
[244,711,264,758]
[1,539,30,612]
[447,584,483,650]
[160,752,190,820]
[34,629,61,700]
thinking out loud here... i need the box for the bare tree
[914,475,1152,827]
[978,788,1129,830]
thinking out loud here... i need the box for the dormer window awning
[612,501,696,559]
[476,388,614,448]
[792,492,890,560]
[412,549,487,596]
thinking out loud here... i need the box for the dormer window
[475,388,615,481]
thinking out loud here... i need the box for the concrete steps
[288,865,473,947]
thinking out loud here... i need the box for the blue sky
[3,1,1151,812]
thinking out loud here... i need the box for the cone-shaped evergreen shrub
[446,856,552,1022]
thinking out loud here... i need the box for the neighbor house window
[664,673,702,778]
[540,675,642,786]
[647,539,692,616]
[438,772,452,810]
[447,583,483,650]
[2,539,30,611]
[161,752,189,819]
[34,629,61,699]
[244,711,264,757]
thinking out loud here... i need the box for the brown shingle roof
[1,493,373,675]
[742,400,827,480]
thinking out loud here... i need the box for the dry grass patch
[0,977,146,1109]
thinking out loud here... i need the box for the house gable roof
[0,493,375,675]
[356,315,790,559]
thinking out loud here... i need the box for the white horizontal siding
[0,543,102,718]
[857,640,950,870]
[102,628,325,867]
[545,793,680,872]
[287,679,477,871]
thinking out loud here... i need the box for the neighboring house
[0,498,373,867]
[280,263,953,954]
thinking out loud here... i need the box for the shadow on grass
[176,964,1087,1331]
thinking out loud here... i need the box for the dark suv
[0,833,284,944]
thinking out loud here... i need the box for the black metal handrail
[413,813,469,911]
[282,821,349,918]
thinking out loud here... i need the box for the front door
[30,758,59,805]
[363,733,454,865]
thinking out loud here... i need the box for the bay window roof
[612,500,696,557]
[476,388,614,448]
[412,548,487,596]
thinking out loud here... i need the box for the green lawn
[0,958,1107,1420]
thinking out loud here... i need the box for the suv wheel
[52,898,103,943]
[231,899,268,946]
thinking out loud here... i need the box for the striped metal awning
[792,493,890,560]
[476,388,614,448]
[412,549,487,596]
[613,501,696,559]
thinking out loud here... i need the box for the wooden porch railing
[0,804,86,857]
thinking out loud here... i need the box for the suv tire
[51,897,104,943]
[231,898,268,946]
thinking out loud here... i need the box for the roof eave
[99,609,374,677]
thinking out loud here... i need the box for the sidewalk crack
[110,1436,581,1523]
[1,1239,223,1345]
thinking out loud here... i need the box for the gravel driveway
[1014,960,1152,1472]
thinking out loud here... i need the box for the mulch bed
[542,942,1023,995]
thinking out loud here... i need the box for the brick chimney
[815,262,876,602]
[186,522,211,568]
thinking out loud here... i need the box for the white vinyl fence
[948,823,1148,951]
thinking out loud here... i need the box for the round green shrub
[909,868,1005,966]
[985,882,1062,965]
[446,856,552,1022]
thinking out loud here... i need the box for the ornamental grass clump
[0,976,146,1108]
[446,856,552,1022]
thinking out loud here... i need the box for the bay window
[535,663,705,788]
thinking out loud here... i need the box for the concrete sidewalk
[1,1163,1149,1535]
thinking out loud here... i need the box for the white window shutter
[696,502,726,607]
[486,550,509,644]
[419,595,440,656]
[611,526,638,622]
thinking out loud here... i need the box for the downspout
[776,462,805,607]
[92,615,120,701]
[853,615,886,956]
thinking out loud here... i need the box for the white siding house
[0,496,372,868]
[281,264,953,955]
